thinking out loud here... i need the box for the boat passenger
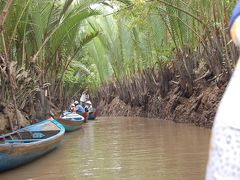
[80,88,89,106]
[85,100,93,112]
[70,103,76,113]
[74,101,85,114]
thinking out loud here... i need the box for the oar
[48,111,65,121]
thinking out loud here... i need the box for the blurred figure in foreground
[206,1,240,179]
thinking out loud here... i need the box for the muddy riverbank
[0,77,228,132]
[0,66,229,132]
[95,68,229,128]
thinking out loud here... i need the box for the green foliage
[0,0,109,105]
[0,0,237,106]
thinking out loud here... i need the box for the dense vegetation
[0,0,237,130]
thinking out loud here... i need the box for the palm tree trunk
[0,0,14,29]
[0,0,20,129]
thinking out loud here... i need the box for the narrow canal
[0,117,210,180]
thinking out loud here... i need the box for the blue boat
[0,119,65,171]
[87,111,97,120]
[58,112,85,132]
[80,111,97,121]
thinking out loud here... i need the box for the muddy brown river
[0,117,210,180]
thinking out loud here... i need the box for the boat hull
[59,113,84,132]
[80,111,97,121]
[88,112,97,120]
[0,120,65,171]
[80,112,88,122]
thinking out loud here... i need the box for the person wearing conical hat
[74,100,85,114]
[85,100,93,112]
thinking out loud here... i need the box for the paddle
[48,111,65,121]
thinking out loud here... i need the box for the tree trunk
[0,0,20,129]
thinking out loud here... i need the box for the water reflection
[0,117,210,180]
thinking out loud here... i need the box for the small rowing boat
[87,111,97,120]
[80,111,97,121]
[58,112,85,132]
[0,119,65,171]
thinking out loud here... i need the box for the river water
[0,117,210,180]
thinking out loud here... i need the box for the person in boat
[70,103,76,113]
[74,100,85,114]
[80,88,89,107]
[206,1,240,179]
[84,100,93,112]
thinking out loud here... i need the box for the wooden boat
[0,119,65,171]
[80,111,97,121]
[59,112,85,132]
[87,111,97,120]
[80,112,88,122]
